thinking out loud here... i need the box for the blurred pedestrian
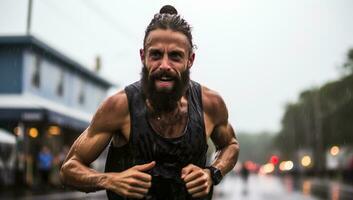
[60,5,239,200]
[240,162,249,195]
[240,162,249,182]
[38,146,53,185]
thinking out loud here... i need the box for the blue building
[0,35,114,186]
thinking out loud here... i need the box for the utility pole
[26,0,33,35]
[313,90,325,175]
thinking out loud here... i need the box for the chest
[147,109,188,138]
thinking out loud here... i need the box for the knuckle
[122,190,128,196]
[126,178,133,184]
[204,182,208,189]
[129,179,136,185]
[126,185,132,192]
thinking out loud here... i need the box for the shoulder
[89,90,129,133]
[103,90,129,114]
[201,85,228,125]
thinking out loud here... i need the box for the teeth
[160,76,171,81]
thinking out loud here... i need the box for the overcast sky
[1,0,353,133]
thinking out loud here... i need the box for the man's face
[141,29,194,92]
[140,29,195,111]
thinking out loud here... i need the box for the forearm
[60,159,108,193]
[211,142,239,175]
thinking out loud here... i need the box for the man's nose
[159,55,171,71]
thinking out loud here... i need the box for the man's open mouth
[158,76,174,81]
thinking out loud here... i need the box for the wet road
[214,174,353,200]
[214,174,317,200]
[3,174,353,200]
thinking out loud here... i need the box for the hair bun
[159,5,178,15]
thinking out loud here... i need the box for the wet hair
[143,5,194,54]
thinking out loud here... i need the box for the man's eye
[150,52,161,59]
[170,52,182,61]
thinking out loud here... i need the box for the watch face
[208,166,222,185]
[213,168,223,185]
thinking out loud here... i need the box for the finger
[126,192,144,199]
[128,186,149,195]
[133,171,152,182]
[188,182,208,195]
[192,190,209,198]
[130,178,152,189]
[133,161,156,172]
[186,174,208,189]
[181,164,195,179]
[184,170,204,182]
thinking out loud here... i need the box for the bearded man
[60,5,239,200]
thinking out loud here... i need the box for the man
[60,5,239,200]
[38,146,53,185]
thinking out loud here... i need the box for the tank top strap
[187,80,206,138]
[124,81,149,145]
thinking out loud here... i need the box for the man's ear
[140,49,145,63]
[187,53,195,69]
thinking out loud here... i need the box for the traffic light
[270,155,279,165]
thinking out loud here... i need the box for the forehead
[145,29,190,52]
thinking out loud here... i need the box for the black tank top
[105,80,211,200]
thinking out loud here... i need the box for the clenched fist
[105,161,155,199]
[181,164,212,198]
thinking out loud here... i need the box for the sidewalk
[0,185,106,200]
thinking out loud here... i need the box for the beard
[141,64,190,112]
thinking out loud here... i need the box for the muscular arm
[182,87,239,198]
[210,121,239,175]
[203,87,239,176]
[60,90,130,192]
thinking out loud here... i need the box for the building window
[78,80,85,105]
[31,54,41,88]
[56,70,64,96]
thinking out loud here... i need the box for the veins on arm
[211,123,239,175]
[60,90,129,192]
[202,87,239,176]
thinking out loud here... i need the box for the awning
[0,128,16,144]
[0,94,92,130]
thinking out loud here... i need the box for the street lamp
[330,146,340,156]
[301,155,312,167]
[279,161,294,171]
[28,128,38,138]
[48,126,61,136]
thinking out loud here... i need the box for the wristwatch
[206,166,223,185]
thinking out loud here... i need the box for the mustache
[148,69,181,80]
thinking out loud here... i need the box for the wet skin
[60,29,239,199]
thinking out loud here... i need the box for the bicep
[211,122,237,150]
[66,128,113,166]
[65,91,128,165]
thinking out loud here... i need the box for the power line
[40,0,92,34]
[79,0,137,42]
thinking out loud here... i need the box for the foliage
[275,48,353,170]
[237,132,276,164]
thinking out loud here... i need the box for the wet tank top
[105,80,211,200]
